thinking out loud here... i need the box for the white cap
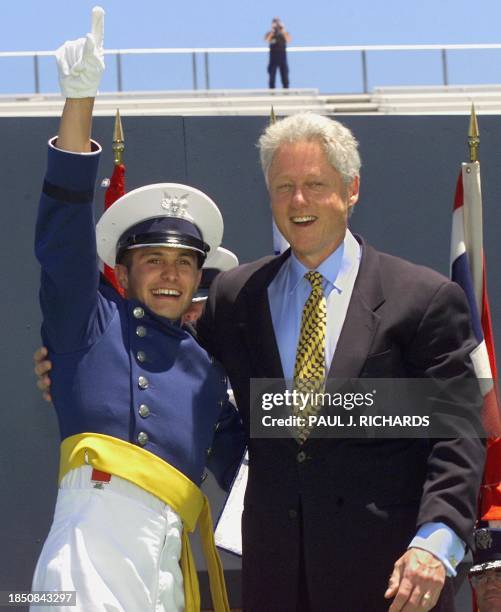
[96,182,223,267]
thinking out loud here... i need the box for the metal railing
[2,43,501,94]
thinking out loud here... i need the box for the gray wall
[1,114,500,609]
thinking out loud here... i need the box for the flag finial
[468,104,480,163]
[113,109,125,166]
[270,106,277,125]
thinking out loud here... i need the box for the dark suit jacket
[197,237,485,612]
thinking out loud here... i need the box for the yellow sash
[60,433,230,612]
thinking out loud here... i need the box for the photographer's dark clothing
[267,29,289,88]
[269,29,287,53]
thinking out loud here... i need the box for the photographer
[264,17,291,89]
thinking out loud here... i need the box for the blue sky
[2,0,501,94]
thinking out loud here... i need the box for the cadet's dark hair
[116,249,134,270]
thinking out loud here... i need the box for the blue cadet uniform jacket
[35,141,245,497]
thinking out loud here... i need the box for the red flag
[103,161,126,295]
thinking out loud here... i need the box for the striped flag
[450,161,501,521]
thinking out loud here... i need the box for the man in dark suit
[196,113,486,611]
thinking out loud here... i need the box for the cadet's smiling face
[115,247,202,321]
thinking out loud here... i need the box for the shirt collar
[288,229,360,294]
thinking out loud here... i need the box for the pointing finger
[91,6,105,50]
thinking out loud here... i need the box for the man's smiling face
[115,246,202,321]
[268,139,359,269]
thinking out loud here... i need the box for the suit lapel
[237,250,290,379]
[233,239,386,381]
[328,239,385,378]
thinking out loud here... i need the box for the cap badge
[161,193,189,217]
[475,528,493,550]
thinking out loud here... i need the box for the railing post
[204,52,210,90]
[33,54,40,94]
[361,49,368,93]
[192,52,198,90]
[441,49,449,86]
[116,53,123,92]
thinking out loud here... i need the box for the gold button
[137,351,146,363]
[136,326,147,338]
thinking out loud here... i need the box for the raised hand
[55,6,105,99]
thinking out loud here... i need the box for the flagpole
[103,109,127,295]
[462,106,483,312]
[113,108,125,166]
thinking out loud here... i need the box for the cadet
[31,8,244,612]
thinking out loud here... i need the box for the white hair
[258,112,361,185]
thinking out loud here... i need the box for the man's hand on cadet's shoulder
[34,347,52,403]
[384,547,446,611]
[56,6,105,99]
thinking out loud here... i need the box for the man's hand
[34,347,52,403]
[384,548,446,611]
[56,6,105,99]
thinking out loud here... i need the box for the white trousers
[31,465,185,612]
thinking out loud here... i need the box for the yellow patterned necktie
[293,271,327,442]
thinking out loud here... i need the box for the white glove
[56,6,105,99]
